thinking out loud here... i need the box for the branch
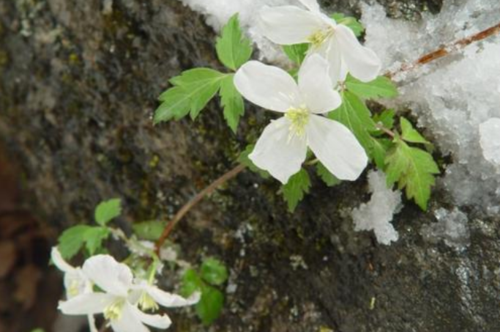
[155,164,246,253]
[387,22,500,78]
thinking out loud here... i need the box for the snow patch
[479,118,500,167]
[352,171,402,245]
[362,0,500,215]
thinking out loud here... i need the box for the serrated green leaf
[331,13,364,37]
[156,69,225,123]
[58,225,92,259]
[329,91,376,153]
[170,69,225,120]
[95,198,122,226]
[345,75,398,99]
[220,75,245,133]
[154,87,192,124]
[385,140,439,210]
[373,109,396,130]
[283,44,309,64]
[83,227,110,255]
[132,220,166,241]
[196,286,224,326]
[238,144,270,179]
[181,269,204,298]
[400,117,431,145]
[281,169,311,212]
[201,258,228,286]
[370,137,393,170]
[316,162,341,187]
[216,14,253,71]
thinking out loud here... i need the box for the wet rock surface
[1,0,500,331]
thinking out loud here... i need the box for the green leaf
[171,69,225,120]
[201,258,228,286]
[196,286,224,326]
[95,198,122,226]
[345,75,399,99]
[331,13,364,37]
[370,137,393,170]
[155,69,225,123]
[58,225,92,259]
[180,269,204,298]
[385,139,439,210]
[154,87,191,124]
[283,44,309,64]
[238,144,270,179]
[220,75,245,133]
[216,14,253,71]
[132,220,166,241]
[329,91,376,153]
[281,169,311,212]
[316,162,341,187]
[400,117,431,145]
[83,227,110,255]
[373,109,396,130]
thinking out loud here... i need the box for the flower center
[285,107,310,138]
[67,280,81,298]
[138,292,159,311]
[104,299,126,321]
[307,27,334,48]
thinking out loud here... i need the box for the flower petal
[334,25,381,82]
[130,304,172,329]
[51,247,75,273]
[249,117,308,184]
[259,6,326,45]
[110,304,149,332]
[298,0,320,12]
[234,61,301,112]
[298,54,342,113]
[58,293,115,315]
[82,255,133,297]
[88,314,98,332]
[313,37,348,84]
[63,270,90,298]
[306,115,368,180]
[139,283,200,308]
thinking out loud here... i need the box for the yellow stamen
[307,27,334,48]
[285,107,310,139]
[138,292,159,311]
[104,299,126,321]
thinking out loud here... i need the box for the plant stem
[376,124,396,138]
[155,164,246,254]
[387,22,500,78]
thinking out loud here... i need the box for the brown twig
[155,164,246,253]
[387,22,500,78]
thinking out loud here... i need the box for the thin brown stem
[387,22,500,78]
[155,164,246,254]
[376,124,396,138]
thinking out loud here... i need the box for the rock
[3,0,500,331]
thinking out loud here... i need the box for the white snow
[421,208,470,250]
[362,0,500,215]
[351,171,402,245]
[479,118,500,167]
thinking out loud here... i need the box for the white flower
[259,0,381,83]
[58,255,200,332]
[51,247,98,332]
[234,54,368,184]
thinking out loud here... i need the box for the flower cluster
[235,0,381,184]
[52,248,199,332]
